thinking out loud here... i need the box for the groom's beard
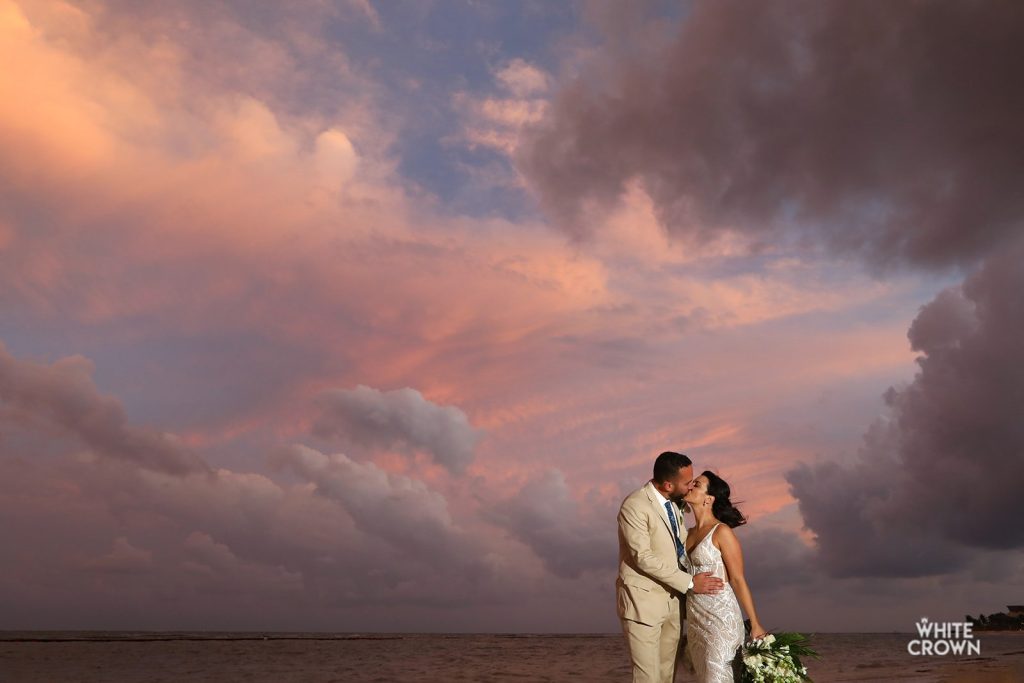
[668,492,689,509]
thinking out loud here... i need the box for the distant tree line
[966,607,1024,631]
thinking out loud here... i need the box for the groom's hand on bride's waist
[691,572,724,594]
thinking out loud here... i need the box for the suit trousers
[621,592,682,683]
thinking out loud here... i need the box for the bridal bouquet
[735,632,819,683]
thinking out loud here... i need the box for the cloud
[314,127,359,185]
[0,339,509,627]
[311,385,482,473]
[82,536,154,574]
[270,443,488,574]
[495,58,550,98]
[4,0,1018,633]
[488,467,813,588]
[0,341,209,475]
[786,238,1024,577]
[518,1,1024,270]
[449,59,551,156]
[738,528,814,593]
[341,0,382,31]
[180,530,304,596]
[488,469,613,579]
[517,0,1024,593]
[0,0,613,435]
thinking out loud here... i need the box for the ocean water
[1,632,1022,682]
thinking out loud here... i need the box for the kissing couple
[616,451,766,683]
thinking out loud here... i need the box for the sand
[1,632,1022,682]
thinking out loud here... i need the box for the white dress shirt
[648,480,694,592]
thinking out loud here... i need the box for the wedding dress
[681,522,745,682]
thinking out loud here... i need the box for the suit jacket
[616,481,693,626]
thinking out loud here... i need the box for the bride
[681,471,766,683]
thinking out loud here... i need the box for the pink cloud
[0,0,971,632]
[0,340,209,475]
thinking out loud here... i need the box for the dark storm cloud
[520,0,1024,582]
[786,239,1024,577]
[519,0,1024,269]
[0,342,209,476]
[312,385,482,474]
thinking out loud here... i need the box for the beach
[1,632,1022,682]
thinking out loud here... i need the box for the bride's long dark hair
[702,471,747,528]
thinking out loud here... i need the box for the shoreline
[1,633,1021,682]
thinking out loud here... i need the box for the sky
[1,0,1022,633]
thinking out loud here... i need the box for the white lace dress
[681,523,745,682]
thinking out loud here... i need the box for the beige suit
[616,481,693,683]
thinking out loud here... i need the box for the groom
[616,451,724,683]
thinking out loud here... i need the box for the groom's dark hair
[653,451,692,483]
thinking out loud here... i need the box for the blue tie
[664,501,684,560]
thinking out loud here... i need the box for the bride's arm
[716,525,767,639]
